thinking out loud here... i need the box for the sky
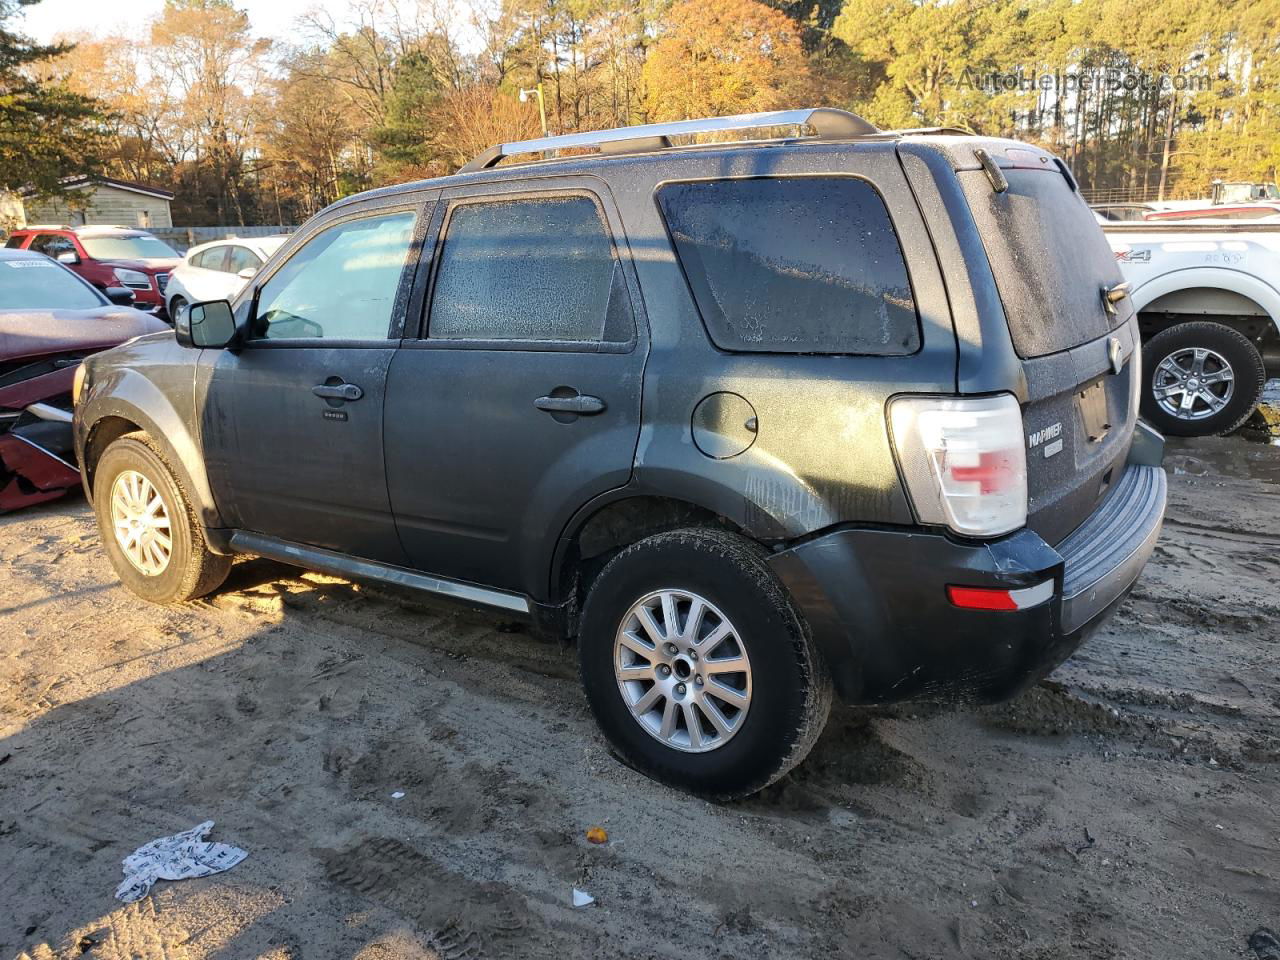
[18,0,322,44]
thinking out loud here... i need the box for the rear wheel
[168,295,188,326]
[93,435,231,603]
[578,528,831,800]
[1140,322,1265,437]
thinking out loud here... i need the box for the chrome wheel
[1152,347,1235,421]
[110,470,172,576]
[614,589,752,753]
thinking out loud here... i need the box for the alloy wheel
[613,589,752,753]
[1152,346,1235,421]
[110,469,173,576]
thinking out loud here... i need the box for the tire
[1140,322,1266,437]
[93,434,231,604]
[168,295,187,326]
[578,528,832,800]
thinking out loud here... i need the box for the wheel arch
[549,491,749,611]
[1131,267,1280,337]
[79,377,225,536]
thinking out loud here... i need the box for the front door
[201,207,421,563]
[384,182,648,597]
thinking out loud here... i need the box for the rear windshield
[657,177,920,355]
[961,167,1126,358]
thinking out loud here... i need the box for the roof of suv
[318,107,1034,218]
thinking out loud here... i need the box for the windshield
[80,235,179,260]
[0,258,105,310]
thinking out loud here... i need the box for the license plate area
[1078,379,1111,443]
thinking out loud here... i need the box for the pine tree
[0,0,103,195]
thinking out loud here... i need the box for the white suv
[165,236,288,322]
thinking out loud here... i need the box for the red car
[4,225,181,316]
[0,247,166,512]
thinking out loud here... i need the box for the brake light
[889,394,1028,537]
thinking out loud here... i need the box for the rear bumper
[768,460,1167,704]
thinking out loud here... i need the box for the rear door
[957,148,1139,545]
[384,177,647,597]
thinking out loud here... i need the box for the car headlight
[114,268,150,287]
[72,361,88,406]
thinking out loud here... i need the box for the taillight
[889,393,1028,537]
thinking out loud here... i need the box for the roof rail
[459,107,880,173]
[892,126,978,137]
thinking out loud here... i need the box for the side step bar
[227,531,531,615]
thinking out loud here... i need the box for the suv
[4,225,181,315]
[72,109,1168,799]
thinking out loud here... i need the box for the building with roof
[18,176,175,230]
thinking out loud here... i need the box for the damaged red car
[0,248,166,512]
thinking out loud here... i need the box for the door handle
[534,394,606,415]
[313,382,363,402]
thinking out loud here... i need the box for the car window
[226,245,261,273]
[29,234,77,258]
[252,211,416,341]
[4,236,24,249]
[428,196,633,344]
[0,257,104,310]
[192,247,228,271]
[658,177,920,355]
[79,234,179,260]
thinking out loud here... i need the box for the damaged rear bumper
[768,459,1167,705]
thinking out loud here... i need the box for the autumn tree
[427,83,545,171]
[259,51,368,220]
[149,0,270,224]
[642,0,812,120]
[0,0,103,197]
[40,33,186,187]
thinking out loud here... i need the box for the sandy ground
[2,432,1278,960]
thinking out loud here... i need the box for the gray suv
[72,108,1167,799]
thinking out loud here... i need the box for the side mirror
[176,299,237,349]
[56,250,80,265]
[237,266,256,280]
[104,286,136,306]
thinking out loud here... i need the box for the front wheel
[578,528,831,800]
[168,295,188,326]
[1140,321,1265,437]
[93,434,231,604]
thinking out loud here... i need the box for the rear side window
[4,236,24,249]
[428,196,633,344]
[193,247,229,271]
[960,167,1126,358]
[657,177,920,355]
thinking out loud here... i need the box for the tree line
[2,0,1276,226]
